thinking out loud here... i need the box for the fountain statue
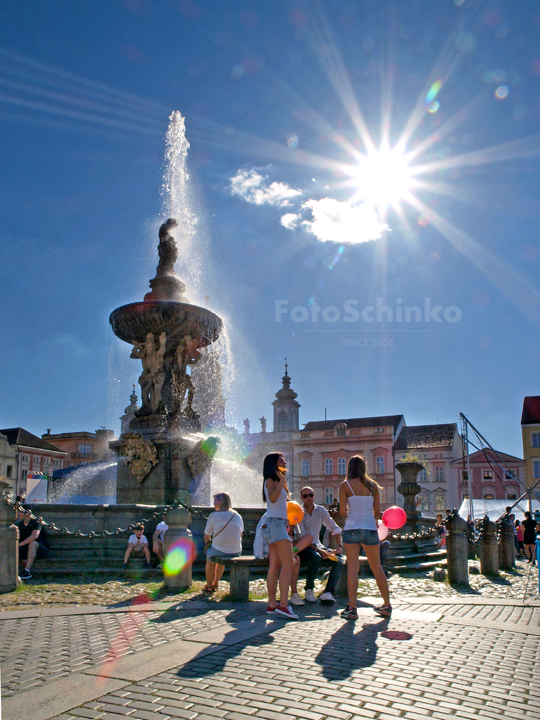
[109,217,223,505]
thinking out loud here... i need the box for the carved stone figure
[131,332,167,414]
[171,335,202,419]
[260,417,267,433]
[120,433,158,483]
[243,419,250,435]
[156,218,179,277]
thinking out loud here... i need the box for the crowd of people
[13,455,540,612]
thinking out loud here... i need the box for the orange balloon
[287,501,304,525]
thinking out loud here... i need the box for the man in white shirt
[153,513,168,566]
[291,486,344,605]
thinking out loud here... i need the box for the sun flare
[346,146,415,212]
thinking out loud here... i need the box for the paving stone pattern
[45,610,540,720]
[0,607,256,698]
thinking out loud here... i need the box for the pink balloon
[377,521,389,541]
[382,506,407,530]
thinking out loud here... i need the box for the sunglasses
[302,493,314,498]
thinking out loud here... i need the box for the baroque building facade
[42,428,115,468]
[242,367,526,513]
[0,428,67,497]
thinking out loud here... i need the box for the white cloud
[301,198,388,244]
[280,213,299,230]
[229,168,302,207]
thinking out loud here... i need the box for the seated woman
[203,492,244,592]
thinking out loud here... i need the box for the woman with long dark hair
[260,452,299,620]
[339,455,391,620]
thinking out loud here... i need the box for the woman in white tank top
[260,452,299,620]
[339,455,391,620]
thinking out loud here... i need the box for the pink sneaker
[274,605,299,620]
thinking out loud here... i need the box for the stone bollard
[477,515,499,576]
[163,505,193,590]
[498,518,515,570]
[0,492,19,593]
[446,509,469,586]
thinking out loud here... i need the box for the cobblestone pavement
[2,557,536,610]
[2,558,540,720]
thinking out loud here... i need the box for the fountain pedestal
[394,460,439,555]
[109,219,222,505]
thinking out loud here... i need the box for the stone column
[163,505,193,590]
[395,461,424,523]
[445,510,469,586]
[498,518,515,570]
[477,515,499,576]
[0,491,19,593]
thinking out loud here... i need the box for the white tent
[459,498,540,523]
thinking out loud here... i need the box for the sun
[345,145,415,213]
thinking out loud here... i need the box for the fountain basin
[110,301,222,346]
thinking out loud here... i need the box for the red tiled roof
[0,428,65,453]
[394,424,457,451]
[521,396,540,424]
[302,415,404,432]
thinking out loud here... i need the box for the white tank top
[344,481,377,531]
[264,483,288,519]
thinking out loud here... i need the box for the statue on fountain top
[156,218,179,277]
[144,218,189,302]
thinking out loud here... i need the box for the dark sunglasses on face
[302,493,314,498]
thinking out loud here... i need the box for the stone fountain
[109,218,223,506]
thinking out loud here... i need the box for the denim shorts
[207,547,240,565]
[260,517,291,545]
[343,528,379,545]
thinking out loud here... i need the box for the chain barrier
[8,495,438,541]
[8,497,256,537]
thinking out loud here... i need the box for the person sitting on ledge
[152,512,168,568]
[15,507,49,580]
[123,524,151,569]
[203,492,244,592]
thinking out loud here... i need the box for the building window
[376,456,385,474]
[505,471,515,480]
[483,470,493,480]
[418,494,429,511]
[301,459,310,477]
[534,461,540,479]
[325,487,334,504]
[418,467,427,483]
[338,458,346,475]
[78,444,92,456]
[21,455,29,462]
[532,433,540,448]
[435,495,446,512]
[484,493,494,499]
[22,470,28,482]
[6,465,12,478]
[324,458,333,475]
[435,466,444,483]
[33,456,40,465]
[507,494,517,500]
[462,471,468,481]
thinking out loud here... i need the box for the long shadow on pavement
[315,617,389,680]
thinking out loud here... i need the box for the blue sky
[1,0,539,458]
